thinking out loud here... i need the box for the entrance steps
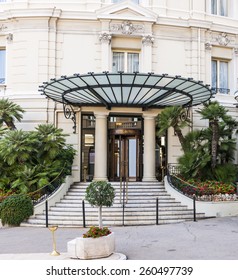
[25,181,206,227]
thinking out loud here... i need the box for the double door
[108,132,142,181]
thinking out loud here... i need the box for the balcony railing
[211,87,230,94]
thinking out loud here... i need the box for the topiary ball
[85,181,115,207]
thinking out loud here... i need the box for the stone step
[73,182,164,186]
[61,195,175,204]
[32,212,204,222]
[56,200,181,206]
[70,189,165,193]
[38,211,201,218]
[26,181,206,227]
[25,218,197,227]
[27,216,204,226]
[50,205,188,212]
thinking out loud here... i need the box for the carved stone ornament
[142,35,154,46]
[217,33,230,46]
[0,24,7,32]
[6,33,13,43]
[234,48,238,55]
[99,32,112,44]
[110,21,144,35]
[205,41,212,50]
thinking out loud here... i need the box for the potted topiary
[85,180,115,227]
[67,181,116,259]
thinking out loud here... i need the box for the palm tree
[35,124,68,162]
[178,130,211,179]
[156,106,191,152]
[0,98,24,130]
[0,130,39,166]
[196,101,229,170]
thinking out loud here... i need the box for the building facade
[0,0,238,183]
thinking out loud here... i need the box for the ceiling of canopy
[39,72,212,110]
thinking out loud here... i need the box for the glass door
[108,134,142,181]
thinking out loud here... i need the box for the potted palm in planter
[67,181,116,259]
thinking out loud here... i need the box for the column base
[93,177,108,182]
[142,177,157,182]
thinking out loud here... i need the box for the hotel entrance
[108,116,142,182]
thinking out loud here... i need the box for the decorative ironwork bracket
[63,102,76,133]
[179,107,190,122]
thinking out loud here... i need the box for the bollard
[156,197,159,225]
[82,200,86,228]
[193,194,197,222]
[45,200,48,228]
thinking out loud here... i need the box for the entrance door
[108,133,142,181]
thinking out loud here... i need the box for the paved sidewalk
[1,216,238,260]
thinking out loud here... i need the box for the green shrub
[214,163,238,183]
[0,194,33,226]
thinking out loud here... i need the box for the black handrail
[28,163,67,205]
[167,164,199,199]
[0,164,68,206]
[167,164,198,222]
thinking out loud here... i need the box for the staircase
[26,181,205,227]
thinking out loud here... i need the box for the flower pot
[67,232,115,259]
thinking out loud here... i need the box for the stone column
[143,115,157,181]
[94,112,108,181]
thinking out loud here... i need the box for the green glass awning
[39,72,212,110]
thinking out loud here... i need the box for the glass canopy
[39,72,212,109]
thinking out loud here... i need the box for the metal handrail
[0,164,67,205]
[167,164,197,221]
[29,163,67,205]
[167,164,198,199]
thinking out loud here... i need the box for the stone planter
[67,232,115,259]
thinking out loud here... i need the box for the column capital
[94,112,109,118]
[99,32,112,44]
[142,34,154,46]
[205,41,212,51]
[143,113,157,119]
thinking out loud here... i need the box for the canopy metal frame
[39,72,213,132]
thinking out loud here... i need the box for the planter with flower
[67,181,115,259]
